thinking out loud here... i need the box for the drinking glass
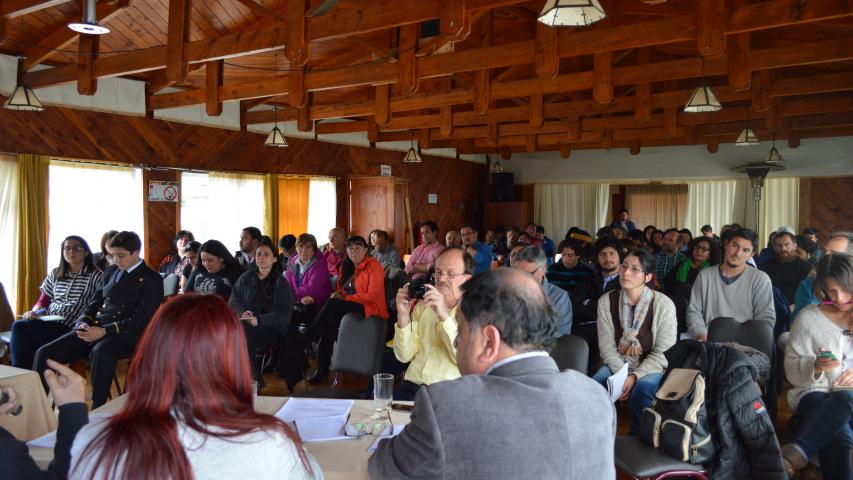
[251,381,258,411]
[372,373,394,418]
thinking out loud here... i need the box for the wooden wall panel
[143,169,180,267]
[801,176,853,239]
[0,106,487,259]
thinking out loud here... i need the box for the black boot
[308,364,329,385]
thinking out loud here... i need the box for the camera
[408,273,435,300]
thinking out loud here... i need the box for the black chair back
[330,313,386,378]
[707,317,774,359]
[163,274,180,298]
[549,334,589,373]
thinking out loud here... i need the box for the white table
[30,395,412,479]
[0,364,57,441]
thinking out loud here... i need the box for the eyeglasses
[63,245,84,252]
[695,247,711,252]
[344,412,394,438]
[434,269,464,281]
[619,263,645,274]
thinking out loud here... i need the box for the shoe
[781,443,808,477]
[308,365,329,385]
[285,375,301,393]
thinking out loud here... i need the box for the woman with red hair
[68,294,321,479]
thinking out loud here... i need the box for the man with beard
[760,231,811,307]
[687,228,775,341]
[392,248,474,400]
[460,224,492,275]
[655,228,686,282]
[235,227,261,270]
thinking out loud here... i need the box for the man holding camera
[392,247,475,400]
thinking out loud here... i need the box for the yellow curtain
[625,184,688,230]
[263,174,279,242]
[278,177,310,237]
[16,154,49,313]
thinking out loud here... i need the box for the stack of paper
[274,398,354,443]
[606,363,629,403]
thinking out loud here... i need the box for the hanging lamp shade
[684,82,722,113]
[538,0,606,27]
[765,146,783,163]
[4,58,44,112]
[68,0,110,34]
[264,126,288,147]
[403,134,422,163]
[491,158,504,173]
[735,128,760,146]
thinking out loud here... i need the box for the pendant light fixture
[684,57,722,113]
[538,0,606,27]
[264,107,288,147]
[68,0,110,34]
[490,155,504,173]
[4,57,44,111]
[403,132,422,163]
[735,106,759,146]
[765,133,783,163]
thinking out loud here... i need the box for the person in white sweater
[781,253,853,480]
[686,228,775,340]
[593,248,677,434]
[68,294,322,480]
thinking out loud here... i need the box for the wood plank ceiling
[1,0,852,157]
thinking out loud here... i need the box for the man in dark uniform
[34,231,163,408]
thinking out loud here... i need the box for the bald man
[370,269,615,480]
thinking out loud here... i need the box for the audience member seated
[34,231,163,408]
[284,233,334,320]
[642,224,656,246]
[369,229,402,278]
[68,295,321,480]
[650,229,664,253]
[761,230,811,307]
[323,227,347,284]
[460,224,492,274]
[307,236,388,384]
[547,238,593,314]
[178,241,200,293]
[782,253,853,480]
[235,226,262,270]
[392,247,473,400]
[158,230,194,275]
[678,228,693,253]
[611,226,627,241]
[794,231,853,317]
[185,240,244,300]
[662,236,719,334]
[593,249,676,434]
[535,225,556,265]
[445,230,462,248]
[0,360,88,479]
[11,236,103,369]
[512,246,572,338]
[701,224,719,242]
[229,239,295,390]
[686,228,775,341]
[278,234,297,264]
[610,208,637,233]
[795,234,819,268]
[405,221,444,280]
[627,229,647,250]
[91,230,118,271]
[573,237,624,371]
[654,228,686,283]
[369,268,615,479]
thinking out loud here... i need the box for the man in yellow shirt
[393,247,475,400]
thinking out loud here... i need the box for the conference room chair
[614,436,709,480]
[0,282,13,332]
[162,274,180,298]
[290,312,386,399]
[707,317,777,420]
[549,334,589,373]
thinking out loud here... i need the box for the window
[0,155,19,309]
[306,177,337,241]
[180,172,265,250]
[47,161,145,271]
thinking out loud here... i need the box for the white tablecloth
[30,395,412,479]
[0,364,57,441]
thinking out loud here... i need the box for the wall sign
[148,181,179,202]
[379,164,392,176]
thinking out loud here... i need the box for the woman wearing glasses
[662,237,720,334]
[10,236,103,369]
[593,248,677,434]
[782,253,853,480]
[307,236,388,384]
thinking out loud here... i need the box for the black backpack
[638,368,716,465]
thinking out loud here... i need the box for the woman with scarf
[662,237,720,334]
[593,248,677,434]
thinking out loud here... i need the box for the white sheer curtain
[48,161,145,269]
[759,177,800,243]
[625,184,688,230]
[534,183,610,238]
[307,177,337,241]
[180,172,265,249]
[684,179,749,236]
[0,155,20,310]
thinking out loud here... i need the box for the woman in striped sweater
[782,253,853,480]
[10,235,103,369]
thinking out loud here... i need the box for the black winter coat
[664,340,786,480]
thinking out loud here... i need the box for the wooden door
[349,176,411,252]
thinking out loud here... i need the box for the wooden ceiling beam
[77,33,98,96]
[205,60,223,116]
[233,0,285,22]
[166,0,192,83]
[0,0,68,18]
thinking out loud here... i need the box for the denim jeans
[593,365,662,434]
[793,390,853,480]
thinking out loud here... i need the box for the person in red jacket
[307,236,388,384]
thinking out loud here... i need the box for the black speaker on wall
[491,172,514,201]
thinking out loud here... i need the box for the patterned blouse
[40,267,103,327]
